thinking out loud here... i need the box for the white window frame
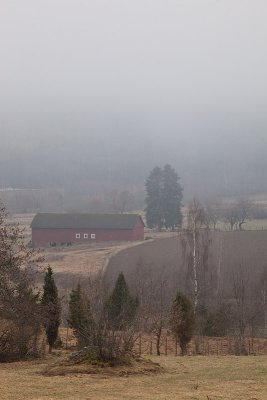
[91,233,96,239]
[84,233,88,239]
[76,233,80,239]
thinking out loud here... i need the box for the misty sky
[1,1,267,197]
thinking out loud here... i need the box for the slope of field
[0,355,266,400]
[217,230,267,297]
[105,230,267,301]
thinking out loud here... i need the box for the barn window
[76,233,80,239]
[84,233,88,239]
[91,233,96,239]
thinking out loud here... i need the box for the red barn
[31,213,144,247]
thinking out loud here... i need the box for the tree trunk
[180,342,187,356]
[239,222,245,230]
[156,329,161,356]
[193,223,198,315]
[263,280,267,331]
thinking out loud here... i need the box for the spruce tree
[170,292,194,355]
[145,166,164,229]
[68,284,94,348]
[106,272,138,330]
[145,164,183,230]
[162,164,183,229]
[42,266,61,353]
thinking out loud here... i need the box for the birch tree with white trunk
[187,198,205,315]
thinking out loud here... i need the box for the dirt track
[42,240,146,277]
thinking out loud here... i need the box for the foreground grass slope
[0,355,266,400]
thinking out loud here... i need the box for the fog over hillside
[1,1,267,202]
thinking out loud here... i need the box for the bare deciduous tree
[223,199,252,230]
[231,265,258,355]
[133,260,170,356]
[110,189,134,214]
[186,198,206,315]
[203,204,221,230]
[182,199,215,353]
[257,266,267,332]
[236,199,252,230]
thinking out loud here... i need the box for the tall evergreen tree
[145,166,164,229]
[68,284,94,348]
[106,272,138,330]
[170,292,194,355]
[145,164,183,230]
[162,164,183,229]
[42,266,61,353]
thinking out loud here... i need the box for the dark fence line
[134,334,267,356]
[60,327,267,356]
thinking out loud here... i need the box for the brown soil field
[0,353,266,400]
[105,230,267,301]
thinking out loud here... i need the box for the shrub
[170,292,194,355]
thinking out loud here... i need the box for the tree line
[67,272,195,361]
[145,164,267,231]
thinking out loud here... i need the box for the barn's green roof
[31,213,144,230]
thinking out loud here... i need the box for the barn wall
[32,227,144,247]
[132,219,145,240]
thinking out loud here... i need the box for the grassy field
[215,218,267,231]
[0,354,266,399]
[241,218,267,230]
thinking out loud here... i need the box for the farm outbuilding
[31,213,145,247]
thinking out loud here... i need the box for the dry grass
[243,219,267,230]
[41,354,162,377]
[0,354,266,399]
[41,241,145,276]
